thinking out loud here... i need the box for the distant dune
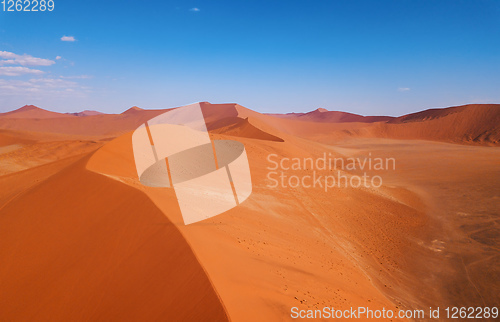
[388,104,474,123]
[364,104,500,145]
[67,110,104,117]
[1,102,497,145]
[121,106,144,114]
[269,108,394,123]
[0,105,74,119]
[0,106,169,138]
[267,104,500,146]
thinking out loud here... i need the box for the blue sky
[0,0,499,115]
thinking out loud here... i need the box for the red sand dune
[388,104,474,123]
[269,108,394,123]
[0,105,74,119]
[121,106,144,114]
[361,104,500,145]
[0,109,164,139]
[266,104,500,146]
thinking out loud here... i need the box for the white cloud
[0,78,87,97]
[190,7,200,12]
[398,87,410,92]
[0,51,55,66]
[29,78,79,87]
[61,36,76,42]
[0,66,44,76]
[55,56,62,60]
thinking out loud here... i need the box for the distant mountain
[269,108,394,123]
[121,106,144,114]
[67,110,104,117]
[0,105,74,119]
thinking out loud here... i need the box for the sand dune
[0,105,74,119]
[84,119,500,320]
[266,104,500,146]
[0,129,36,147]
[333,138,500,310]
[86,129,412,321]
[367,104,500,145]
[122,106,144,114]
[1,103,497,145]
[0,138,102,175]
[211,117,284,142]
[0,113,154,138]
[388,104,477,123]
[0,155,228,321]
[270,108,394,123]
[121,106,174,119]
[0,102,498,321]
[0,128,104,175]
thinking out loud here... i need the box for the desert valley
[0,102,499,321]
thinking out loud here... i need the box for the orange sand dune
[0,104,169,138]
[333,138,500,309]
[0,138,102,175]
[0,153,96,210]
[0,102,499,321]
[0,103,237,138]
[121,105,172,119]
[0,155,228,321]
[0,129,36,147]
[364,104,500,145]
[211,117,284,142]
[85,104,500,320]
[86,128,436,321]
[0,113,155,138]
[1,103,497,146]
[263,104,500,146]
[0,128,104,175]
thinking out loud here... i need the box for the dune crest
[121,106,144,114]
[0,154,229,321]
[86,123,436,321]
[0,102,498,145]
[269,108,394,123]
[0,105,74,119]
[212,117,284,142]
[364,104,500,145]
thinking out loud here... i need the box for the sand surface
[0,103,498,321]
